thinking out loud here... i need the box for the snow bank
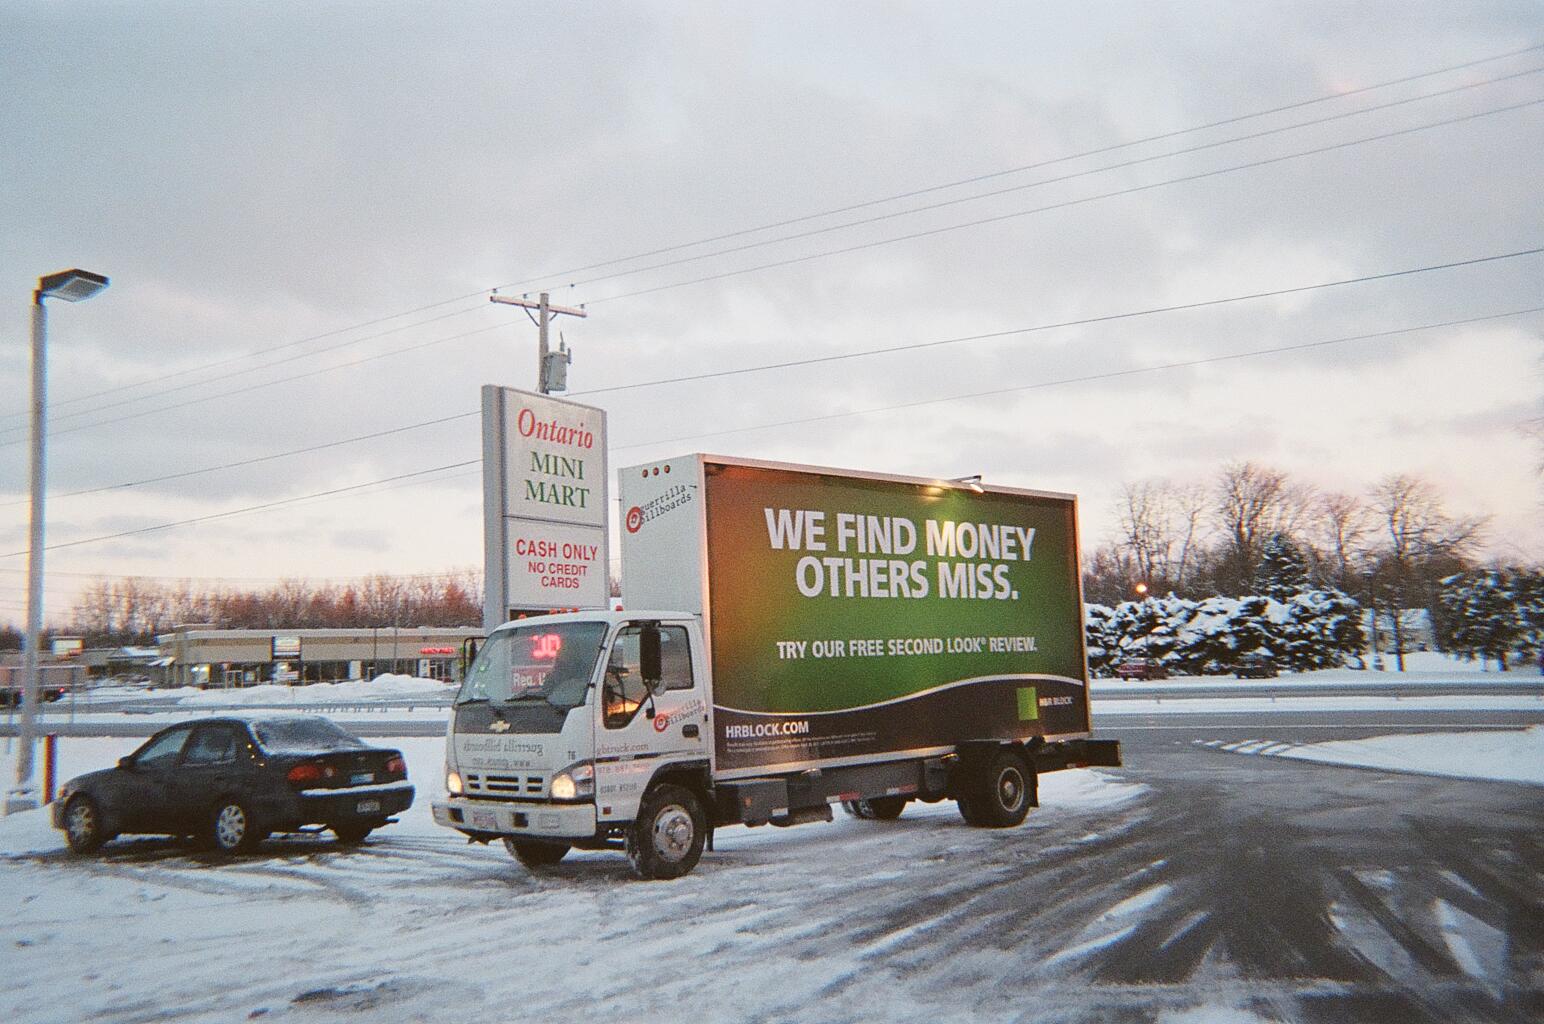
[1201,727,1544,786]
[173,673,452,706]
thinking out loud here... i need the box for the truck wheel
[956,796,982,826]
[504,838,570,868]
[626,784,706,880]
[968,751,1033,828]
[847,796,908,820]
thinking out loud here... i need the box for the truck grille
[464,771,546,799]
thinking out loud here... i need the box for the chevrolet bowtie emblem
[490,719,511,733]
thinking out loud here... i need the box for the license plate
[351,772,373,785]
[356,799,381,814]
[470,809,496,830]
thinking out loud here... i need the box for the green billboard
[703,462,1089,772]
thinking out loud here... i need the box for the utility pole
[489,291,588,393]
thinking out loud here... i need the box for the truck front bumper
[432,796,597,841]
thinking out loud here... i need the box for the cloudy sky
[2,1,1541,621]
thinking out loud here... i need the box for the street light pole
[6,269,108,816]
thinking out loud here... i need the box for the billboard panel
[483,386,608,628]
[702,462,1088,773]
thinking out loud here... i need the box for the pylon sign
[481,385,609,629]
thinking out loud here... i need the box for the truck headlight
[446,770,464,796]
[549,762,594,801]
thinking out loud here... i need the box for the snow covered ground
[1197,726,1544,786]
[0,736,1148,1024]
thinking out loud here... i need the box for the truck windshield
[454,622,607,710]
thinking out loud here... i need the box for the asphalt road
[4,703,1541,1023]
[1073,710,1544,1022]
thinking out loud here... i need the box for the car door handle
[682,724,700,738]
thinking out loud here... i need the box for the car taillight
[287,762,324,784]
[384,756,406,775]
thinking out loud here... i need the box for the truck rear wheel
[964,751,1033,828]
[504,838,570,868]
[842,796,909,820]
[627,784,706,880]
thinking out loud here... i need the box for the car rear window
[251,717,368,754]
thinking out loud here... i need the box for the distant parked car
[1234,655,1278,679]
[53,714,414,855]
[1114,658,1168,680]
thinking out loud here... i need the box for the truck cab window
[604,625,693,728]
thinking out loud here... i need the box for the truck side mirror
[639,624,662,689]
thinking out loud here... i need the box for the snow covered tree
[1439,568,1542,670]
[1253,533,1312,600]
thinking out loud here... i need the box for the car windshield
[251,717,367,754]
[455,622,607,710]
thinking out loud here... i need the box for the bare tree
[1312,492,1375,592]
[1211,462,1315,594]
[1368,474,1487,670]
[1111,479,1212,596]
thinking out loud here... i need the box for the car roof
[154,712,336,732]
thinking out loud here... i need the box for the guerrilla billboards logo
[626,484,693,534]
[762,508,1036,601]
[652,697,705,732]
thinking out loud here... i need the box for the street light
[5,269,109,815]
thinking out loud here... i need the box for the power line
[0,303,495,440]
[11,98,1539,451]
[485,42,1544,291]
[587,95,1544,305]
[8,306,1537,559]
[0,412,478,509]
[0,320,511,448]
[0,462,478,558]
[553,66,1544,293]
[609,306,1544,452]
[8,244,1539,502]
[573,247,1544,396]
[11,43,1538,423]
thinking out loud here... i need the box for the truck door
[596,623,708,818]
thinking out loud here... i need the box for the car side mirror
[117,756,135,771]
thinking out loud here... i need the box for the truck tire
[626,784,706,880]
[504,838,570,868]
[965,750,1033,828]
[843,796,908,820]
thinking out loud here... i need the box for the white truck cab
[433,610,715,878]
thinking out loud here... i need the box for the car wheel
[503,838,570,868]
[63,795,111,854]
[626,783,706,880]
[332,823,373,845]
[965,751,1034,829]
[206,799,260,853]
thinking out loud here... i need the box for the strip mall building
[156,625,484,688]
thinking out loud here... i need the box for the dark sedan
[53,714,414,855]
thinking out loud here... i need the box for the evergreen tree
[1253,532,1311,600]
[1440,569,1533,670]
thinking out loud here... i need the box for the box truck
[432,454,1120,879]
